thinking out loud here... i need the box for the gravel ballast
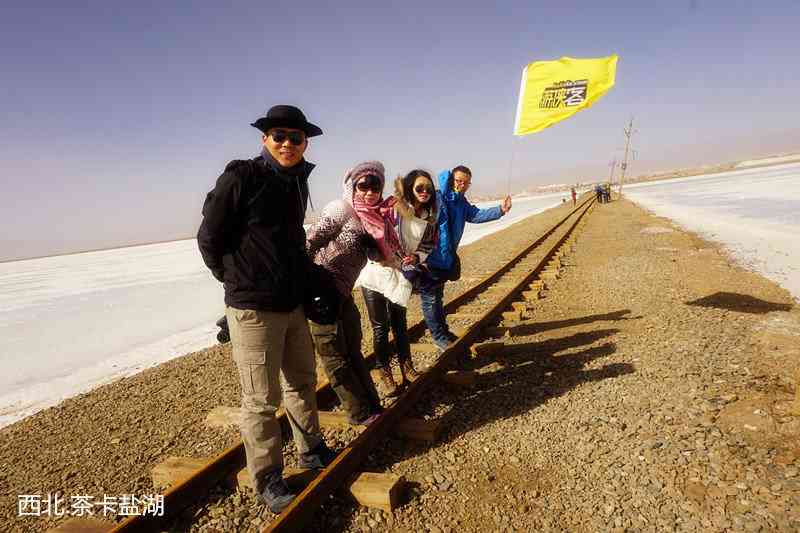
[2,198,799,532]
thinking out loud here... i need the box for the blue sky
[1,0,799,260]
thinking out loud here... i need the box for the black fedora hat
[251,105,323,137]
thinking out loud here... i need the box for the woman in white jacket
[357,169,438,396]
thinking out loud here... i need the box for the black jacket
[197,155,314,311]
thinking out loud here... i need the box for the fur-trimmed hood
[393,176,437,223]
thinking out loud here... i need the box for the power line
[618,117,637,197]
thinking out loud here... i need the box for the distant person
[603,182,611,203]
[571,187,577,206]
[357,169,437,396]
[419,165,512,352]
[197,105,335,513]
[305,162,385,424]
[595,183,604,203]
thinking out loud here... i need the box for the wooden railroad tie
[501,310,523,323]
[442,370,476,387]
[410,343,439,355]
[45,519,113,533]
[540,270,559,280]
[485,287,515,297]
[511,302,528,313]
[482,326,509,338]
[471,341,505,359]
[448,311,484,321]
[150,457,404,513]
[236,468,404,514]
[392,417,441,442]
[522,290,541,301]
[316,411,441,442]
[152,456,210,490]
[205,406,445,438]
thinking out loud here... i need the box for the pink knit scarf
[352,196,401,262]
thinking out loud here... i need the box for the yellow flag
[513,55,618,136]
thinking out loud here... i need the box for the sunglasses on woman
[356,176,382,193]
[269,129,306,146]
[414,184,433,194]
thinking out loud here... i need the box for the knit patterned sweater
[306,170,377,297]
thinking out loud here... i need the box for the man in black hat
[198,105,335,513]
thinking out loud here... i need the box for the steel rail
[110,195,594,533]
[266,198,595,532]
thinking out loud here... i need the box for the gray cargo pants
[309,295,381,423]
[225,305,322,493]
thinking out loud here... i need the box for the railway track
[62,196,595,533]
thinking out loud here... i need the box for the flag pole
[508,64,527,198]
[506,136,516,196]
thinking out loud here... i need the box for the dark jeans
[309,295,381,423]
[418,280,451,344]
[361,287,411,369]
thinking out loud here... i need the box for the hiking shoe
[401,359,421,384]
[445,331,460,343]
[258,471,295,514]
[298,441,337,470]
[433,337,451,353]
[371,367,400,398]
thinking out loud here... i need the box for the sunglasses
[414,184,433,194]
[356,177,382,193]
[269,129,306,146]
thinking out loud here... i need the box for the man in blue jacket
[421,165,512,351]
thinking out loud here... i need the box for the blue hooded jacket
[426,169,504,271]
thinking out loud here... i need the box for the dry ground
[2,198,799,532]
[0,201,575,532]
[320,198,800,533]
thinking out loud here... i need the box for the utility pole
[608,157,616,186]
[618,117,636,197]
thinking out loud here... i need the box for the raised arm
[464,200,503,224]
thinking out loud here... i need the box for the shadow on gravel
[317,333,635,532]
[385,330,634,465]
[499,309,641,337]
[469,329,620,372]
[444,341,634,444]
[686,292,793,314]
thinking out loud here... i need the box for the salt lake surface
[0,194,562,427]
[625,161,800,302]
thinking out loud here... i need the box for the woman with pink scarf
[351,164,422,397]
